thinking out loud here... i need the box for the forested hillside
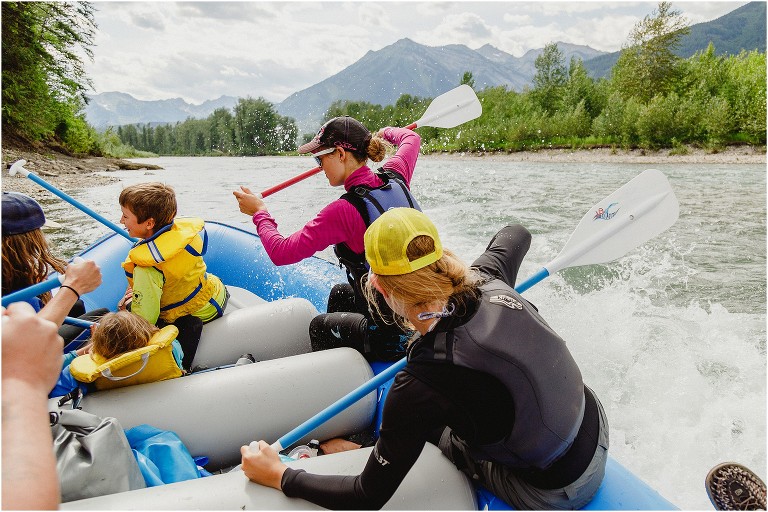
[116,3,766,155]
[584,1,766,79]
[1,2,100,154]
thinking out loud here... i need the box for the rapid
[39,155,765,510]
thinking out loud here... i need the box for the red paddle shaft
[258,121,420,199]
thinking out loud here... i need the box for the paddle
[9,160,137,242]
[516,168,680,293]
[257,84,482,199]
[254,168,679,453]
[62,316,95,328]
[1,257,91,308]
[1,275,63,307]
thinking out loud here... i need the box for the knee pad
[327,283,357,313]
[309,312,367,352]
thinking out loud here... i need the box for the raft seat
[223,285,267,312]
[193,296,318,369]
[52,347,377,472]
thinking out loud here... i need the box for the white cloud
[415,12,494,47]
[503,14,533,24]
[84,1,753,103]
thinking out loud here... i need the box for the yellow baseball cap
[364,208,443,275]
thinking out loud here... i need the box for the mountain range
[84,1,765,136]
[84,92,239,128]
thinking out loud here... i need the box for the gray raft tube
[51,348,376,471]
[61,443,478,510]
[193,294,317,368]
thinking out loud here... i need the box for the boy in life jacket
[50,311,184,398]
[118,182,228,370]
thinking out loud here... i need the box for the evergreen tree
[460,71,475,89]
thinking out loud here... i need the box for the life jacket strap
[100,352,150,381]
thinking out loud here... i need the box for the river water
[37,155,765,509]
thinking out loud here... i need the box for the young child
[50,311,184,397]
[118,182,228,370]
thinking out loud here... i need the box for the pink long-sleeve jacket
[251,127,421,265]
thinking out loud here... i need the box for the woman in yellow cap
[241,208,609,510]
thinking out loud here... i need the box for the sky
[85,1,751,105]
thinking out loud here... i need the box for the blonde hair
[364,235,480,331]
[91,311,158,360]
[2,229,66,304]
[118,182,177,227]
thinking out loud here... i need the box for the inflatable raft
[54,221,677,510]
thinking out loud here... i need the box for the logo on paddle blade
[593,202,619,221]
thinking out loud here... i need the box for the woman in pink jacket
[234,116,422,362]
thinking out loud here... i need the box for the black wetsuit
[282,225,598,509]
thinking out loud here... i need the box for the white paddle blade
[547,169,679,274]
[413,84,482,128]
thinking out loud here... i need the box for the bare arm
[2,303,63,509]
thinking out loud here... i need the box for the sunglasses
[312,147,336,167]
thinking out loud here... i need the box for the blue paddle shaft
[277,358,408,450]
[63,317,96,328]
[514,267,550,294]
[25,172,136,242]
[274,274,543,450]
[1,276,61,307]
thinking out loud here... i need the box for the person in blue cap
[2,191,104,341]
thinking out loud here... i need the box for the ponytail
[363,236,480,331]
[366,135,392,163]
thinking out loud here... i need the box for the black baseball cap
[298,116,372,155]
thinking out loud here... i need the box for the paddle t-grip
[9,159,31,177]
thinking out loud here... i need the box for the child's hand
[117,288,133,311]
[233,186,268,216]
[75,342,92,356]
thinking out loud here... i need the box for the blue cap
[2,192,47,236]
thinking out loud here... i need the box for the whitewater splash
[523,243,765,510]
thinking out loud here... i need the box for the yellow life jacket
[122,217,219,323]
[69,325,183,390]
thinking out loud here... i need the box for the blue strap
[160,282,203,311]
[184,228,208,257]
